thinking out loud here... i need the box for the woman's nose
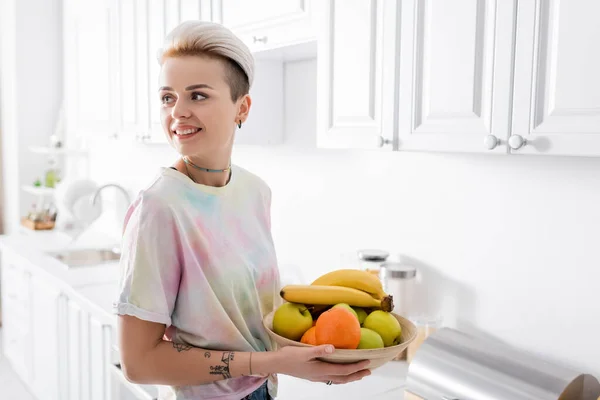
[171,99,192,119]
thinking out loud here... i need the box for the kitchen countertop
[0,228,120,289]
[0,229,410,398]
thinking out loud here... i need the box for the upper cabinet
[316,0,393,150]
[63,0,213,143]
[394,0,516,154]
[63,0,600,156]
[215,0,316,53]
[63,0,118,138]
[319,0,600,156]
[511,0,600,157]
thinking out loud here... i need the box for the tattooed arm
[118,315,267,385]
[118,314,371,386]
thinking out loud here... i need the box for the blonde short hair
[158,20,254,101]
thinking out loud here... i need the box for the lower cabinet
[64,298,114,400]
[0,246,155,400]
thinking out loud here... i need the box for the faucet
[87,183,131,254]
[91,183,132,206]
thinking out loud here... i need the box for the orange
[315,307,361,349]
[300,326,317,345]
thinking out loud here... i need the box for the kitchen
[1,0,600,399]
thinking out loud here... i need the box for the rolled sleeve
[113,194,181,327]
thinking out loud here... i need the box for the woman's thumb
[311,345,335,358]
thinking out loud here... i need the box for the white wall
[79,59,600,377]
[0,0,63,233]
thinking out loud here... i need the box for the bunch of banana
[279,269,394,312]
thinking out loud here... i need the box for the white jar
[381,261,417,317]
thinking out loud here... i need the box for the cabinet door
[63,0,118,137]
[316,0,390,149]
[145,0,170,143]
[89,316,113,400]
[117,0,150,138]
[67,300,85,400]
[30,275,61,400]
[511,0,600,156]
[218,0,315,52]
[395,0,516,154]
[180,0,211,22]
[0,252,32,383]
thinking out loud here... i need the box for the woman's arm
[119,315,371,386]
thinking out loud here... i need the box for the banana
[280,284,394,312]
[310,269,387,300]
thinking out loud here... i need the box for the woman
[113,20,371,400]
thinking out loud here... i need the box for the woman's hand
[266,345,371,385]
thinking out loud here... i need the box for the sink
[49,248,121,267]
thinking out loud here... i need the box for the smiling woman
[113,20,371,400]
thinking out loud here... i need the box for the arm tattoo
[209,351,234,379]
[173,342,192,352]
[204,351,211,358]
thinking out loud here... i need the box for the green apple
[332,303,359,321]
[357,328,384,349]
[363,310,402,347]
[272,302,313,341]
[352,307,368,325]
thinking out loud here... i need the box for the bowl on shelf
[262,310,417,370]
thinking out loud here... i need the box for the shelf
[28,146,88,155]
[21,185,55,196]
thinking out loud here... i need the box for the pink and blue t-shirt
[113,165,281,399]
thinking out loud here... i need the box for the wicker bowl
[262,310,418,370]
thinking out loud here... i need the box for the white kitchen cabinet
[64,295,115,400]
[0,250,33,384]
[393,0,516,154]
[316,0,392,150]
[511,0,600,156]
[63,0,118,138]
[116,0,150,138]
[216,0,315,53]
[30,275,62,400]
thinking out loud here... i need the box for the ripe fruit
[311,269,387,299]
[352,307,368,325]
[315,307,361,349]
[363,310,402,347]
[332,303,359,321]
[300,326,317,345]
[272,302,313,341]
[357,328,384,349]
[280,285,394,312]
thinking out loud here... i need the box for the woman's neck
[175,157,231,187]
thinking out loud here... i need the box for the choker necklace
[183,157,231,173]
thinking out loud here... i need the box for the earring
[237,120,242,129]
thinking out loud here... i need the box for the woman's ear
[236,94,252,125]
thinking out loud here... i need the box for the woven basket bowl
[263,310,418,370]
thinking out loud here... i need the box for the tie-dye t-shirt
[113,165,281,400]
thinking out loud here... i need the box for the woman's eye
[161,94,174,105]
[191,92,206,101]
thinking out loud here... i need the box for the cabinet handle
[377,136,392,148]
[483,134,503,150]
[136,133,150,143]
[253,35,268,44]
[508,134,527,150]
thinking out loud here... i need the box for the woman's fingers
[318,359,371,376]
[321,368,372,384]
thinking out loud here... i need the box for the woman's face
[158,55,249,159]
